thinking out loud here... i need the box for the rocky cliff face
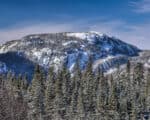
[0,31,141,78]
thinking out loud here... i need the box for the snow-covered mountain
[0,31,141,78]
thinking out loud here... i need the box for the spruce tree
[126,60,131,75]
[146,68,150,111]
[94,68,101,113]
[71,61,81,114]
[109,79,118,111]
[45,67,56,120]
[133,63,144,112]
[126,60,131,96]
[83,57,96,114]
[134,62,144,85]
[77,78,84,116]
[21,74,28,91]
[97,71,105,111]
[28,65,45,120]
[62,65,71,113]
[54,70,64,119]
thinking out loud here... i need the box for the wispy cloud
[0,19,94,42]
[0,19,149,49]
[0,22,77,41]
[130,0,150,13]
[88,20,150,49]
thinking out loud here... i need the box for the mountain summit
[0,32,141,78]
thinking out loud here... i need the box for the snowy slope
[0,31,141,77]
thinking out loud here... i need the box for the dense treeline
[0,61,150,120]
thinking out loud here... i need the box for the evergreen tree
[109,78,118,111]
[54,70,64,119]
[45,67,56,120]
[126,60,131,96]
[83,57,96,114]
[97,71,105,111]
[133,63,145,112]
[6,71,14,89]
[99,72,109,110]
[21,74,28,91]
[126,60,131,75]
[71,61,81,114]
[146,68,150,111]
[77,78,84,116]
[28,65,45,120]
[94,68,101,113]
[16,74,22,90]
[62,65,71,112]
[1,60,150,120]
[134,62,144,85]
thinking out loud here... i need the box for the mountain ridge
[0,31,142,78]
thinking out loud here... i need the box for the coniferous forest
[0,60,150,120]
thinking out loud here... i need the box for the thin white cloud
[130,0,150,13]
[0,20,92,42]
[0,20,149,49]
[89,20,150,49]
[0,23,77,42]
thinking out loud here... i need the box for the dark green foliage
[45,67,56,119]
[126,60,131,74]
[0,61,149,120]
[134,62,144,85]
[28,65,45,120]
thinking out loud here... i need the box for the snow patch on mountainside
[67,33,87,39]
[66,31,104,44]
[144,63,150,68]
[66,51,89,71]
[93,56,115,70]
[32,48,52,58]
[62,41,78,46]
[52,56,65,71]
[106,68,117,74]
[0,32,141,76]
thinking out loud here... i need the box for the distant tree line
[0,60,150,120]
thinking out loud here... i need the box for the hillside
[0,31,141,78]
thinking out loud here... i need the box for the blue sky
[0,0,150,49]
